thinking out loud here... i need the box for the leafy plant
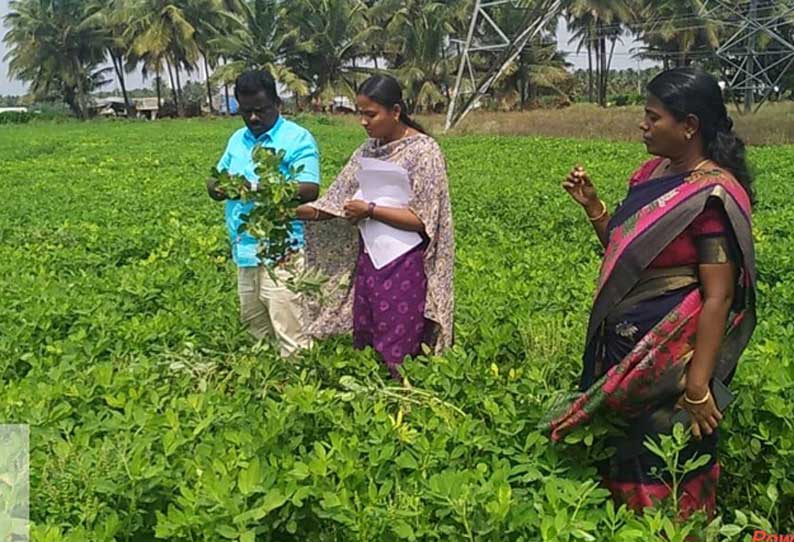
[0,111,32,124]
[0,118,791,541]
[209,144,328,297]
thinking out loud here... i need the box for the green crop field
[2,117,793,541]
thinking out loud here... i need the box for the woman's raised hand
[562,165,599,209]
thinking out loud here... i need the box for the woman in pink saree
[550,68,756,517]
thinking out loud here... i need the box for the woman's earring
[685,133,692,140]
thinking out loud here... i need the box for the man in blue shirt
[207,70,320,357]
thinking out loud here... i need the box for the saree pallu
[548,164,756,517]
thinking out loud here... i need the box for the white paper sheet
[355,158,422,269]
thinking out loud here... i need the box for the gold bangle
[587,199,608,222]
[684,389,711,405]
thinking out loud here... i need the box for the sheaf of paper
[355,158,422,269]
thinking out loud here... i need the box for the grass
[17,99,794,145]
[403,102,794,145]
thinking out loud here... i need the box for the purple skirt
[353,239,431,379]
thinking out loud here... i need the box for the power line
[562,0,789,37]
[566,14,790,42]
[560,49,792,58]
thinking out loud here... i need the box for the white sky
[0,0,657,96]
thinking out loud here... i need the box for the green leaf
[734,510,748,526]
[571,529,596,541]
[215,525,238,539]
[321,492,341,509]
[395,452,418,470]
[238,458,263,496]
[292,486,313,506]
[392,520,414,540]
[767,483,779,503]
[682,453,711,473]
[719,524,743,537]
[289,461,310,480]
[260,489,288,513]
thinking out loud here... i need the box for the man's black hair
[234,69,280,104]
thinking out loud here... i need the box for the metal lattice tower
[445,0,562,131]
[702,0,794,112]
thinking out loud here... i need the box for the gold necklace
[693,158,711,170]
[664,158,711,173]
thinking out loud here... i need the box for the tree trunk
[587,36,594,103]
[599,35,607,107]
[518,52,527,110]
[156,69,162,111]
[110,50,132,116]
[597,36,602,106]
[118,61,131,117]
[165,58,179,111]
[603,37,608,106]
[73,56,88,119]
[604,37,617,106]
[203,54,214,114]
[174,63,184,116]
[593,24,602,106]
[593,45,599,105]
[63,86,82,119]
[222,56,231,114]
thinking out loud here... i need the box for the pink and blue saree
[549,159,756,517]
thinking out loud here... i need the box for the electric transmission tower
[445,0,562,131]
[702,0,794,112]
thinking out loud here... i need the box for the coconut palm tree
[83,0,138,115]
[379,0,456,112]
[180,0,245,113]
[567,13,597,102]
[127,0,200,115]
[287,0,378,104]
[490,1,567,109]
[3,0,110,118]
[211,0,309,102]
[566,0,634,106]
[500,38,573,109]
[633,0,722,68]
